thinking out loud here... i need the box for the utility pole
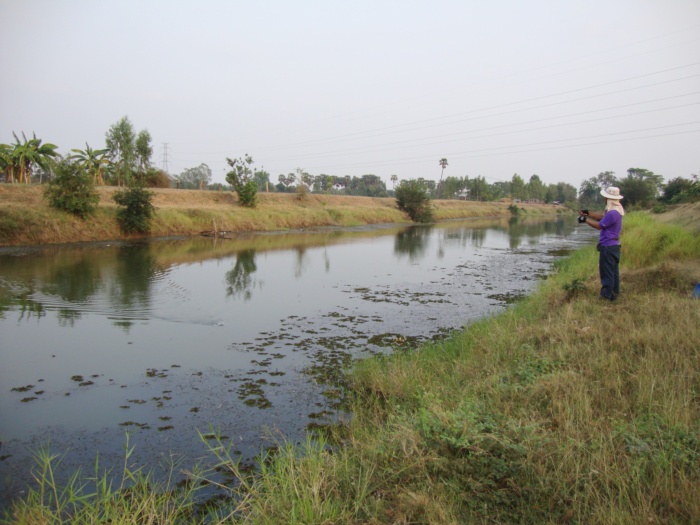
[160,143,171,174]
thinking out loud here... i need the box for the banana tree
[70,143,111,185]
[10,132,60,183]
[0,144,15,182]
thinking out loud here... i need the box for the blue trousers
[599,245,621,300]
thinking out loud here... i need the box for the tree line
[579,168,699,209]
[2,118,697,211]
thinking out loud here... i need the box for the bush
[43,160,99,218]
[145,169,171,188]
[508,204,519,216]
[225,155,258,208]
[238,179,258,207]
[113,186,156,233]
[395,179,433,222]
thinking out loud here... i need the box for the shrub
[145,169,171,188]
[296,183,309,201]
[113,186,156,233]
[43,160,99,218]
[238,179,258,207]
[507,204,519,216]
[395,179,433,222]
[225,155,257,208]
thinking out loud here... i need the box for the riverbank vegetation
[3,208,699,523]
[0,184,564,247]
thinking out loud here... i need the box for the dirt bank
[0,185,566,247]
[652,201,700,234]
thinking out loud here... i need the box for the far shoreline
[0,184,568,248]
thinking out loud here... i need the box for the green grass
[3,211,699,524]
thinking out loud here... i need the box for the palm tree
[439,158,448,180]
[70,143,111,185]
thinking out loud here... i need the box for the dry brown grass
[0,184,566,247]
[652,201,700,234]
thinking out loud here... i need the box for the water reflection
[394,225,431,261]
[226,249,259,300]
[0,216,597,510]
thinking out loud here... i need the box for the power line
[260,63,700,150]
[258,98,700,162]
[290,127,700,173]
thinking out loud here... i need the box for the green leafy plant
[113,185,155,233]
[226,154,257,208]
[44,159,100,218]
[395,179,433,222]
[562,277,587,300]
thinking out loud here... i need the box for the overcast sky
[2,0,699,189]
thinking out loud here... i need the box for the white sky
[2,0,699,188]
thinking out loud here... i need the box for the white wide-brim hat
[600,186,623,200]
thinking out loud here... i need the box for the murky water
[0,216,596,508]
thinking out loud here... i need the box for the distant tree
[343,174,387,197]
[578,171,619,208]
[390,174,398,190]
[660,176,697,204]
[178,163,212,189]
[510,173,527,201]
[490,181,510,200]
[441,175,461,199]
[547,182,577,204]
[135,129,153,181]
[253,169,271,191]
[294,168,313,191]
[417,177,436,197]
[395,179,433,222]
[526,174,545,202]
[44,159,99,218]
[69,143,110,185]
[277,173,296,191]
[578,179,601,208]
[105,117,137,186]
[226,154,257,207]
[618,168,663,208]
[470,175,491,201]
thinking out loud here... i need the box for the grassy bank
[4,213,700,524]
[0,184,564,247]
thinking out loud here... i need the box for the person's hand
[578,209,588,216]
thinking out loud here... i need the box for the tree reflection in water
[225,249,258,300]
[394,225,431,261]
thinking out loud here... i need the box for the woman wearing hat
[578,187,625,301]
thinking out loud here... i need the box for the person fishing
[578,187,625,301]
